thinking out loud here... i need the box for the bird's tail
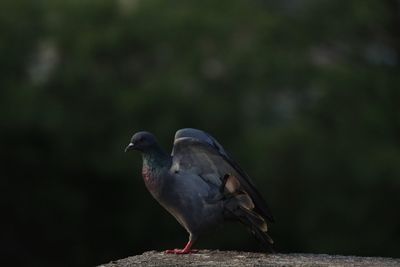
[222,174,274,251]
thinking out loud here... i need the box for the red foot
[164,240,197,254]
[165,248,198,254]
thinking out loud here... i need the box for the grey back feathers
[172,128,274,223]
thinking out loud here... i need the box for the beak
[125,142,135,152]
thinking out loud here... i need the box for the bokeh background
[2,0,400,266]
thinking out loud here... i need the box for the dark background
[2,0,400,266]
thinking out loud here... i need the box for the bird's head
[125,131,158,153]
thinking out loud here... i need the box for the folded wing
[171,128,274,223]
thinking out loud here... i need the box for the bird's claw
[165,248,198,254]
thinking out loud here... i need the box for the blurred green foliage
[1,0,400,266]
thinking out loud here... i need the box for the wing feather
[172,128,274,222]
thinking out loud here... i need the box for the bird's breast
[142,166,160,195]
[142,166,151,183]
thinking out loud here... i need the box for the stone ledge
[98,250,400,267]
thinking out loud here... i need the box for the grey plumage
[126,128,274,253]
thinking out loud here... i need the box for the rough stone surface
[98,250,400,267]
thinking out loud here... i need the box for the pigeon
[125,128,274,254]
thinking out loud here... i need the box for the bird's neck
[142,147,171,184]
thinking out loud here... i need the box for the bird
[125,128,274,254]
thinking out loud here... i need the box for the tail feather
[235,206,274,247]
[239,206,269,232]
[222,174,274,250]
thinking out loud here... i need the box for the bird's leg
[165,238,198,254]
